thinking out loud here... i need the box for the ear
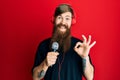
[71,18,76,24]
[51,16,55,24]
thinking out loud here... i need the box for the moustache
[56,23,68,29]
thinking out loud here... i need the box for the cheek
[67,22,72,28]
[55,19,61,25]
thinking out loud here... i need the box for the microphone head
[52,42,59,51]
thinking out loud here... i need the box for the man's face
[55,12,72,33]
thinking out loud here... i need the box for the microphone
[52,42,59,52]
[51,42,59,67]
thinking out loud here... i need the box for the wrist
[81,55,89,59]
[43,59,49,70]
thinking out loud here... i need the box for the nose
[61,18,66,24]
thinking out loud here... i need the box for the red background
[0,0,120,80]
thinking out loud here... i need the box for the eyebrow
[65,15,71,17]
[58,14,71,18]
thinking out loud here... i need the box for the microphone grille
[52,42,59,51]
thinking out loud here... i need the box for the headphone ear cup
[72,18,76,24]
[51,16,55,24]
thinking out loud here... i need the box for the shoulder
[40,37,51,44]
[38,37,51,49]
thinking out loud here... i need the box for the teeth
[61,26,65,28]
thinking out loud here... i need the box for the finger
[50,55,58,59]
[89,41,96,48]
[52,52,59,57]
[50,59,56,62]
[55,52,59,56]
[49,52,59,56]
[49,58,57,65]
[51,60,57,65]
[47,55,57,59]
[74,42,83,49]
[48,52,53,56]
[87,35,91,45]
[82,35,87,43]
[47,57,57,65]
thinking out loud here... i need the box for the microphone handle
[51,49,56,67]
[53,49,56,52]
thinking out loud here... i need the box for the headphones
[71,15,76,24]
[51,4,76,25]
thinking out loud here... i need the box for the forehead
[58,12,72,17]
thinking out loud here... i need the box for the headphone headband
[51,4,76,24]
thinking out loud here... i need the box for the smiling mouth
[60,26,66,29]
[59,24,67,29]
[59,26,66,31]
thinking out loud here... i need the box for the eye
[66,17,71,21]
[57,16,62,19]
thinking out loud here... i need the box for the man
[32,4,96,80]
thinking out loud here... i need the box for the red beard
[50,23,71,53]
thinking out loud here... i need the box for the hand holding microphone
[46,42,59,67]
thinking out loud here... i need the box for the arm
[74,35,96,80]
[32,52,59,80]
[82,56,94,80]
[32,59,48,80]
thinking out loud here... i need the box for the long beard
[50,23,71,53]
